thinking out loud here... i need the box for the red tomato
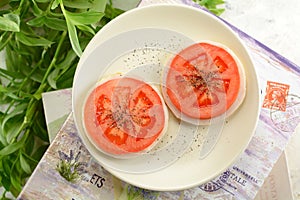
[164,41,244,122]
[83,77,167,156]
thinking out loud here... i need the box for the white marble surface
[221,1,300,199]
[221,0,300,66]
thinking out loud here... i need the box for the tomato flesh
[84,77,166,155]
[165,42,241,120]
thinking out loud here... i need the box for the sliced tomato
[164,42,242,120]
[83,77,166,156]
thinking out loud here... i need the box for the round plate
[72,4,260,191]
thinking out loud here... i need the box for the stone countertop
[221,1,300,199]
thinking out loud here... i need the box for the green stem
[4,99,15,115]
[17,59,43,96]
[22,150,39,164]
[40,31,67,85]
[0,32,12,50]
[9,99,36,144]
[32,31,67,100]
[15,0,27,16]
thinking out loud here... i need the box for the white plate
[72,4,260,191]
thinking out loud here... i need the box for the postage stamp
[262,81,290,112]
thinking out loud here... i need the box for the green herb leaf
[193,0,225,15]
[65,18,82,57]
[76,24,95,35]
[31,144,48,161]
[3,13,20,27]
[0,85,22,101]
[19,153,32,174]
[0,128,7,147]
[10,173,22,194]
[0,32,12,50]
[64,10,105,25]
[47,68,59,89]
[0,133,26,156]
[51,0,60,10]
[15,32,54,47]
[3,114,24,144]
[55,49,77,70]
[56,62,76,89]
[1,171,11,191]
[0,13,20,32]
[44,16,67,31]
[63,0,107,11]
[27,16,46,27]
[36,0,51,2]
[0,68,24,79]
[31,0,44,16]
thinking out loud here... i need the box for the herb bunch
[194,0,225,15]
[0,0,123,198]
[0,0,224,199]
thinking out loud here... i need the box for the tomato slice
[83,77,167,156]
[164,42,244,121]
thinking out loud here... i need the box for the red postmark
[262,81,290,111]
